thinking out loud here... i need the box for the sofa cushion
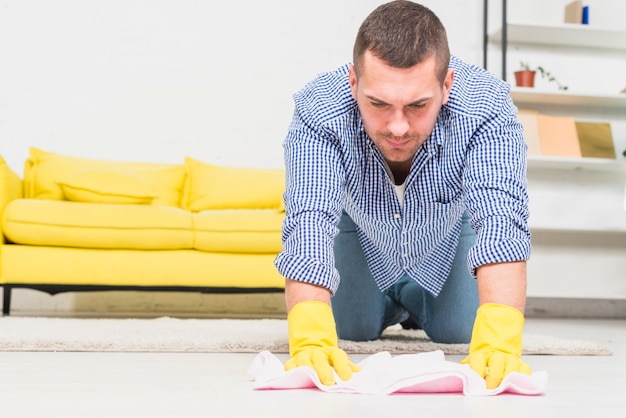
[57,167,158,204]
[3,199,194,250]
[1,245,285,289]
[193,209,283,253]
[183,157,284,211]
[24,147,186,207]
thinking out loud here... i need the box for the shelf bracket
[482,0,508,81]
[501,0,507,81]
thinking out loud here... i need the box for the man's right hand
[285,301,360,386]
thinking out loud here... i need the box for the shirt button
[394,213,400,219]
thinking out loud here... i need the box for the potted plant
[514,61,569,90]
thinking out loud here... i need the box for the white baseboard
[526,297,626,319]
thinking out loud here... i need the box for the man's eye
[409,103,425,109]
[371,102,387,108]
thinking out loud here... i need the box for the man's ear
[442,69,454,104]
[348,64,358,99]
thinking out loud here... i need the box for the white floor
[1,318,625,417]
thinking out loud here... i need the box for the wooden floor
[0,317,624,417]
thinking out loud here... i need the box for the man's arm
[476,260,526,312]
[285,279,331,312]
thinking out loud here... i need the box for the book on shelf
[516,109,617,160]
[575,122,616,159]
[536,114,582,158]
[517,109,542,156]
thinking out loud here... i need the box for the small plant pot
[514,70,536,88]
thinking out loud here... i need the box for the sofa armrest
[1,156,23,243]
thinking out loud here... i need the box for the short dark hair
[353,0,450,83]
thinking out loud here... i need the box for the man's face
[349,51,453,167]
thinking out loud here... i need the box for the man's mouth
[386,138,411,148]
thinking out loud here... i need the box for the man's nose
[387,110,409,137]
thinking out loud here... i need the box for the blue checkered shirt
[275,55,530,296]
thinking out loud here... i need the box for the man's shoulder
[293,64,357,125]
[447,55,512,118]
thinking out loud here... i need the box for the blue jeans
[331,212,478,344]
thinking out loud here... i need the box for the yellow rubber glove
[461,303,532,389]
[285,301,360,386]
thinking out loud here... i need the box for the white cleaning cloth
[249,350,547,396]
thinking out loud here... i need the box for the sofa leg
[2,286,11,316]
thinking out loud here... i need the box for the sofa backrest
[20,148,286,211]
[182,157,285,212]
[24,147,186,207]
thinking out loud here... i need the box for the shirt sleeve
[464,89,531,276]
[273,107,346,294]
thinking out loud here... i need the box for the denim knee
[335,318,384,342]
[422,317,474,344]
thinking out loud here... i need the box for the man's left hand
[461,303,532,389]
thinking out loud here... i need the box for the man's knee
[423,315,474,344]
[334,316,383,342]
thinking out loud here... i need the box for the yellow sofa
[0,148,286,315]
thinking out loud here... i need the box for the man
[274,0,532,389]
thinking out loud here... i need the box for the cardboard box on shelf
[564,0,583,24]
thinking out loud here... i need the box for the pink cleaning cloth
[249,350,547,396]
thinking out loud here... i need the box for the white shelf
[527,155,626,172]
[529,224,626,234]
[510,87,626,108]
[486,10,626,300]
[491,21,626,50]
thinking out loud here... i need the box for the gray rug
[0,316,612,355]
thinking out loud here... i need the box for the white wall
[0,0,483,173]
[0,0,483,316]
[1,0,625,315]
[1,0,624,173]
